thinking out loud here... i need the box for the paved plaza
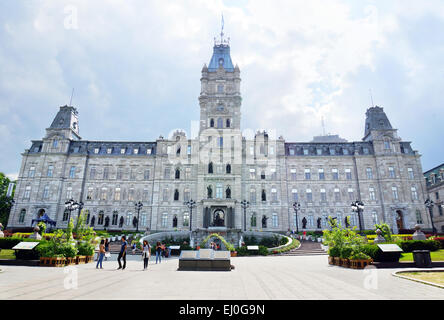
[1,255,443,300]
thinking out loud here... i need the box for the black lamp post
[425,198,436,235]
[64,199,79,229]
[292,202,300,233]
[240,200,250,232]
[134,201,143,232]
[75,201,84,229]
[184,199,196,232]
[351,200,365,234]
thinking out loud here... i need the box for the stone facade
[424,163,444,233]
[7,38,430,234]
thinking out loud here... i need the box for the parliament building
[7,35,431,234]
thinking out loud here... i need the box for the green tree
[0,172,15,227]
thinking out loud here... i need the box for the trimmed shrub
[77,242,95,256]
[340,246,353,259]
[398,240,441,252]
[0,237,44,249]
[328,246,340,257]
[360,244,379,260]
[350,252,371,260]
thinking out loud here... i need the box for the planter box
[328,256,335,265]
[333,257,340,265]
[65,257,75,266]
[350,259,373,269]
[40,257,65,267]
[85,255,95,263]
[339,258,350,268]
[75,256,86,264]
[230,251,237,257]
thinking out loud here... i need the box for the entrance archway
[212,209,225,227]
[396,210,404,230]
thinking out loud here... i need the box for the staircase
[279,240,327,256]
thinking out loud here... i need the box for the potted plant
[339,246,353,268]
[349,252,372,269]
[328,246,340,265]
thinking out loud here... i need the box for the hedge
[398,240,441,252]
[0,237,45,249]
[236,245,269,256]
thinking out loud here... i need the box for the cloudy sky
[1,0,443,179]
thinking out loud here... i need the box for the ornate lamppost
[64,199,79,229]
[184,199,196,232]
[240,200,250,232]
[424,198,436,235]
[134,201,143,232]
[292,202,301,233]
[351,200,365,234]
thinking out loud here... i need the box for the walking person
[96,239,105,269]
[155,241,162,264]
[142,240,151,270]
[104,239,110,261]
[132,242,137,254]
[117,236,127,270]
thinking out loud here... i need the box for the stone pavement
[0,255,443,300]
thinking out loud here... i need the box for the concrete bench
[178,249,231,271]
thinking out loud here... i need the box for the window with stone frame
[47,165,54,177]
[251,213,257,227]
[87,187,94,200]
[126,212,133,226]
[411,186,418,201]
[250,188,256,203]
[366,167,373,179]
[291,169,297,181]
[304,169,311,180]
[371,211,378,225]
[272,213,278,227]
[392,186,399,200]
[63,209,69,221]
[332,168,339,180]
[415,209,423,224]
[348,188,354,201]
[216,184,223,199]
[24,185,31,199]
[334,188,341,202]
[388,167,395,178]
[250,168,256,179]
[292,189,298,202]
[114,188,121,201]
[101,187,107,201]
[270,168,277,180]
[66,186,73,200]
[320,188,326,202]
[161,213,168,228]
[164,167,171,179]
[271,188,277,202]
[407,167,414,179]
[183,212,189,226]
[90,167,96,179]
[18,209,26,223]
[43,185,50,200]
[183,189,190,202]
[112,211,118,225]
[345,168,352,180]
[306,189,313,202]
[318,169,325,180]
[144,169,150,180]
[369,187,376,201]
[103,167,109,180]
[117,167,123,180]
[28,166,35,178]
[163,188,169,202]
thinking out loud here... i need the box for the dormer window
[94,148,99,154]
[134,148,139,154]
[107,148,112,154]
[121,148,126,154]
[147,148,152,155]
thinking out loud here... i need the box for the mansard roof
[285,142,374,156]
[208,44,234,72]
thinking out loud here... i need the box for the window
[308,215,314,228]
[269,146,274,155]
[217,118,223,129]
[216,184,223,199]
[304,169,311,180]
[107,148,112,154]
[43,185,49,199]
[126,212,133,226]
[117,167,123,180]
[416,209,423,224]
[320,188,326,202]
[439,206,443,217]
[120,148,126,154]
[103,167,109,180]
[210,119,214,127]
[218,137,223,147]
[114,188,121,201]
[161,213,168,228]
[291,169,297,181]
[349,213,358,226]
[47,165,54,177]
[53,140,58,148]
[187,145,191,155]
[388,167,395,178]
[66,186,73,200]
[63,209,69,222]
[217,84,224,93]
[250,188,256,203]
[185,167,191,179]
[303,148,309,155]
[332,168,338,180]
[343,148,349,155]
[372,211,378,225]
[329,148,335,155]
[289,148,295,156]
[87,187,94,200]
[98,212,104,225]
[392,186,399,200]
[363,148,369,155]
[384,141,391,150]
[411,187,418,200]
[28,166,35,178]
[366,167,373,179]
[183,212,189,226]
[249,168,256,179]
[163,188,169,202]
[292,189,298,202]
[318,169,325,180]
[19,209,26,223]
[436,192,440,200]
[143,189,149,201]
[334,188,340,202]
[226,119,230,128]
[348,188,354,201]
[272,213,278,227]
[226,164,231,174]
[316,148,322,155]
[101,187,107,201]
[407,167,414,179]
[147,148,152,155]
[130,168,136,180]
[94,148,99,154]
[271,188,277,202]
[164,167,170,179]
[174,189,179,201]
[306,189,312,202]
[90,167,96,179]
[250,146,254,155]
[345,168,352,180]
[134,148,139,155]
[369,187,376,200]
[261,171,266,180]
[270,168,277,180]
[184,189,190,202]
[144,169,150,180]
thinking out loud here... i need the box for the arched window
[216,184,223,199]
[175,169,180,179]
[250,213,257,227]
[226,119,231,128]
[18,209,26,223]
[63,209,69,222]
[210,119,214,127]
[98,211,104,225]
[161,213,168,228]
[112,211,118,225]
[226,163,231,174]
[261,189,266,201]
[208,162,213,174]
[174,189,179,201]
[217,118,223,129]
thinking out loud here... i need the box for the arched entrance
[396,210,404,230]
[212,209,225,227]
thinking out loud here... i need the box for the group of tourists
[95,236,171,270]
[210,241,220,250]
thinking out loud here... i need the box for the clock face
[218,58,224,66]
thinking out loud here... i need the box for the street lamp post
[351,200,365,234]
[424,198,436,235]
[184,199,196,232]
[134,201,143,232]
[75,201,84,229]
[292,202,300,233]
[64,199,79,229]
[240,200,250,232]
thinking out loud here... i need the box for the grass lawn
[0,249,15,260]
[400,272,444,286]
[400,249,444,262]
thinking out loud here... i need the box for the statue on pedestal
[373,229,386,244]
[0,223,4,238]
[412,224,426,240]
[28,226,42,240]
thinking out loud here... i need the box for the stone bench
[178,249,231,271]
